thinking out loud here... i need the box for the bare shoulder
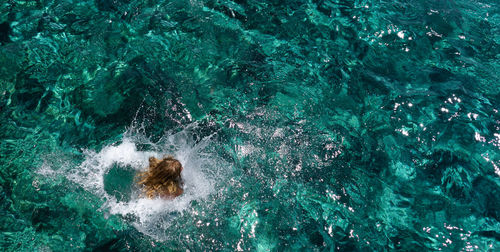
[175,186,184,197]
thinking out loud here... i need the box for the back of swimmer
[136,156,184,199]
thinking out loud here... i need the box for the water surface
[0,0,499,250]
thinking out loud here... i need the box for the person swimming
[136,156,184,199]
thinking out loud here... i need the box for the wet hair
[137,156,183,199]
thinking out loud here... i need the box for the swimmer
[136,156,184,199]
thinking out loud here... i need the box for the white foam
[70,138,155,196]
[38,123,224,240]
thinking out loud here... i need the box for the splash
[38,123,222,240]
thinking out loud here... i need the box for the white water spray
[38,123,224,240]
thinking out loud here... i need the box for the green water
[1,0,499,250]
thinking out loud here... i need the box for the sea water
[1,0,499,250]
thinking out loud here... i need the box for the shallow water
[1,0,499,250]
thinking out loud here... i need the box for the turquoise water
[1,0,499,250]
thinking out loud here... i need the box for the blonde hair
[137,156,183,199]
